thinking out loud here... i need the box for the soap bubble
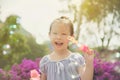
[67,61,80,79]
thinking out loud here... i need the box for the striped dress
[39,53,85,80]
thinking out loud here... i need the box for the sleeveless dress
[39,53,85,80]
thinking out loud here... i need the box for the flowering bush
[0,69,9,80]
[0,57,120,80]
[93,58,120,80]
[0,58,40,80]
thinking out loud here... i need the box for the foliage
[0,69,10,80]
[80,0,120,49]
[0,57,120,80]
[60,0,120,49]
[0,15,30,69]
[0,15,50,70]
[24,36,50,60]
[94,57,120,80]
[80,0,120,22]
[0,58,40,80]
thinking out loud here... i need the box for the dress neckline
[47,52,73,62]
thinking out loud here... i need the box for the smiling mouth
[55,42,63,46]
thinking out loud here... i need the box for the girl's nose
[56,35,61,39]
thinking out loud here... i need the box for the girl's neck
[49,49,71,61]
[54,49,69,55]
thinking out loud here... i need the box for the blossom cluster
[0,57,120,80]
[94,58,120,80]
[0,58,40,80]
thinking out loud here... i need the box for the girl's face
[49,22,71,51]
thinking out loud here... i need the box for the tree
[59,0,120,49]
[24,35,50,60]
[0,15,50,69]
[0,15,30,69]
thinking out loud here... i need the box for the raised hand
[67,36,93,55]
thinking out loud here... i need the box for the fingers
[80,45,89,53]
[67,36,94,56]
[79,45,94,55]
[87,49,94,55]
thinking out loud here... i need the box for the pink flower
[30,69,40,80]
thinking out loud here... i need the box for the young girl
[39,16,94,80]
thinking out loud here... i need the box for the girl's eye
[62,33,67,35]
[53,32,57,34]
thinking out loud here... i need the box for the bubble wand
[67,36,92,55]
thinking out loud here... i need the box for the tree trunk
[75,15,82,40]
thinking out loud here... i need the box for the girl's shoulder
[70,52,84,59]
[39,55,50,74]
[70,52,85,65]
[40,55,50,64]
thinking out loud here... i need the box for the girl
[39,16,94,80]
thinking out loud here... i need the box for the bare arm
[80,63,94,80]
[79,50,94,80]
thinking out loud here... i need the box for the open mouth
[55,42,63,46]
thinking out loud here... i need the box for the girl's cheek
[65,39,69,44]
[64,37,69,42]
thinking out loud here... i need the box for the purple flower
[9,58,40,80]
[0,68,11,80]
[93,57,120,80]
[1,57,119,80]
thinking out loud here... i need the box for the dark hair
[49,16,74,36]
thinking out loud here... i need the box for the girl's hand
[67,36,94,64]
[80,45,94,65]
[30,78,40,80]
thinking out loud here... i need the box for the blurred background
[0,0,120,78]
